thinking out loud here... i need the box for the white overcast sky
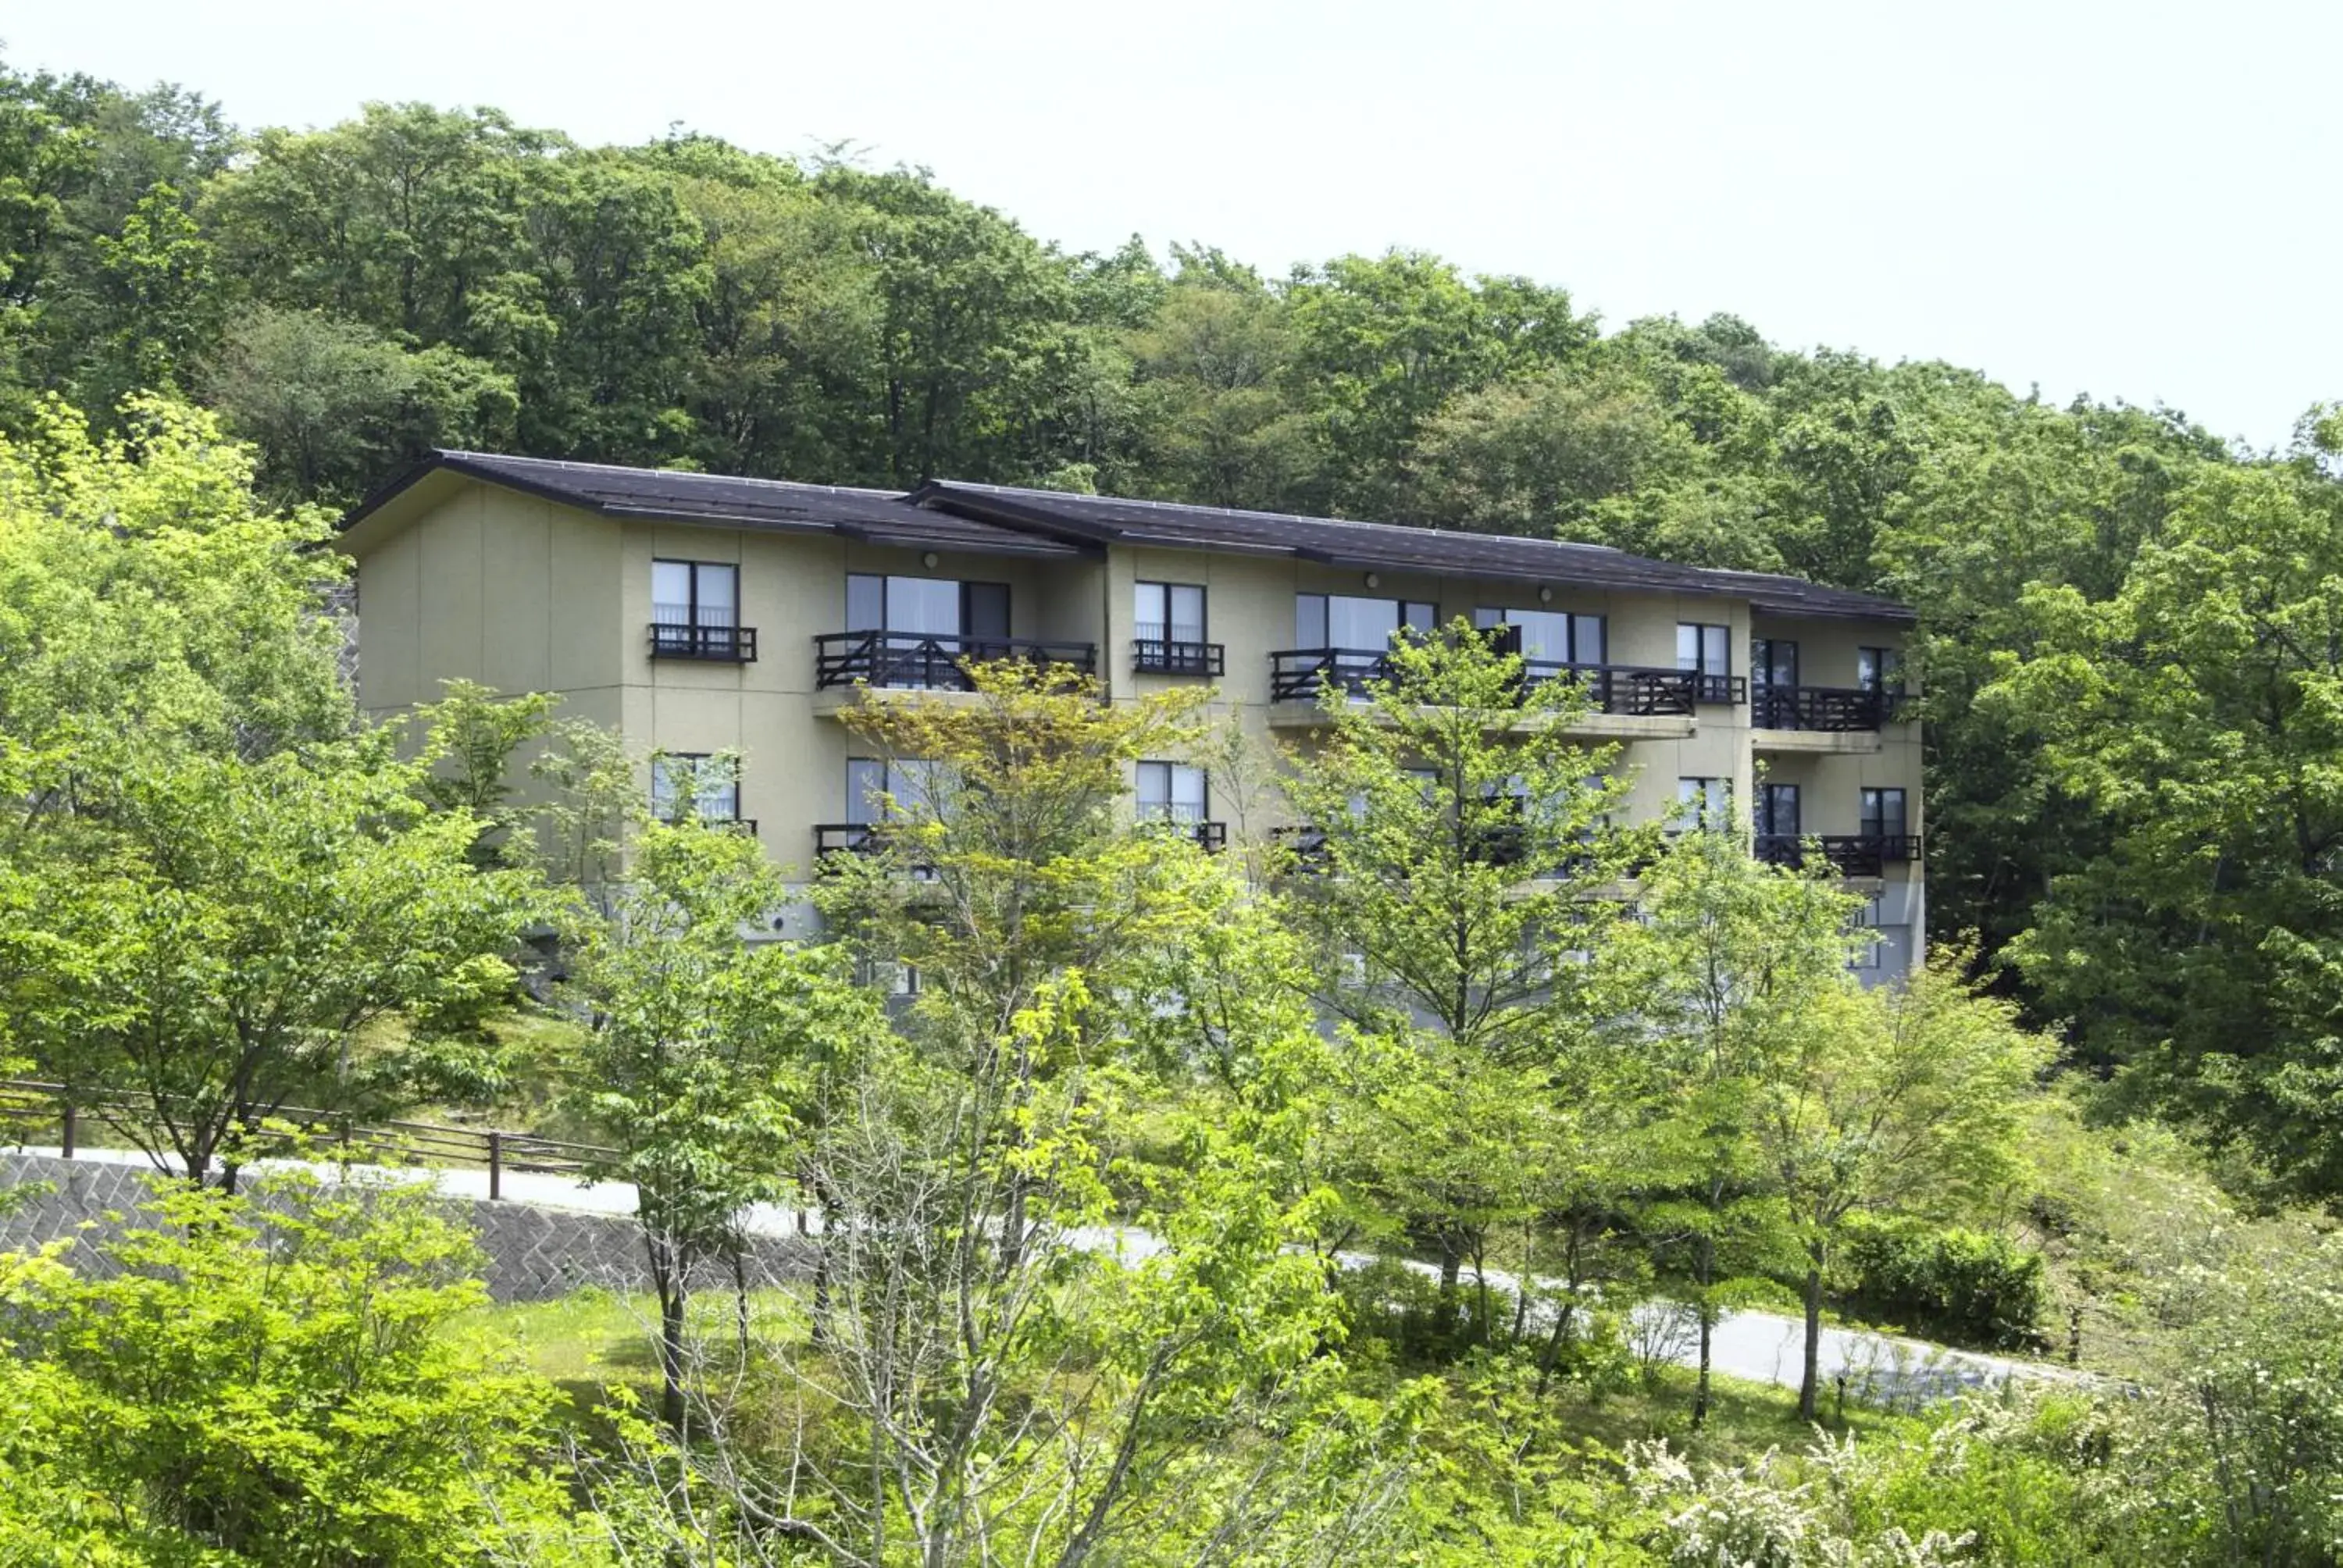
[9,0,2334,449]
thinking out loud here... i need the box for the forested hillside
[6,57,2343,1199]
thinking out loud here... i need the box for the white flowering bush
[1628,1432,1977,1567]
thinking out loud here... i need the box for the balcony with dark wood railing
[1750,685,1907,732]
[814,821,885,858]
[1139,813,1228,852]
[1755,833,1924,877]
[650,621,759,662]
[1269,650,1745,716]
[815,631,1098,693]
[1132,623,1225,676]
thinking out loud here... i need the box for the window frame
[1860,786,1908,841]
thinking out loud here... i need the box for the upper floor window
[1860,786,1908,842]
[651,753,740,824]
[1858,646,1904,693]
[651,561,754,661]
[1753,637,1799,689]
[839,575,1013,688]
[1133,582,1221,675]
[1676,776,1731,831]
[1678,622,1731,677]
[847,757,945,825]
[1295,593,1439,650]
[1475,608,1605,666]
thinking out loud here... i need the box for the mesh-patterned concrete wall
[0,1153,813,1303]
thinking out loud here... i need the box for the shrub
[1835,1217,2047,1352]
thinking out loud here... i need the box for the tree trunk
[1799,1256,1824,1423]
[1692,1228,1716,1429]
[647,1228,689,1432]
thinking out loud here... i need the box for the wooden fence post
[59,1102,75,1160]
[487,1130,503,1201]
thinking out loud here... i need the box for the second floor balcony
[1269,650,1745,717]
[1132,636,1225,676]
[815,630,1100,693]
[1756,832,1924,877]
[1752,685,1907,732]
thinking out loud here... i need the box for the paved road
[6,1144,2070,1402]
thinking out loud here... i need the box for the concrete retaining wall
[0,1153,811,1303]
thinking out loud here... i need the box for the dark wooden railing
[1132,638,1225,676]
[813,821,884,857]
[815,631,1097,692]
[1270,650,1746,715]
[1751,685,1907,732]
[1756,833,1924,876]
[0,1078,611,1200]
[649,622,758,662]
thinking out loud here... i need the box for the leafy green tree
[1624,824,1856,1427]
[1744,957,2050,1418]
[1126,249,1319,510]
[567,807,885,1429]
[203,305,517,501]
[0,1173,601,1562]
[1994,452,2343,1194]
[1277,626,1653,1346]
[1412,364,1704,535]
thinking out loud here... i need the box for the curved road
[5,1144,2073,1402]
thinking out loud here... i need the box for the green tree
[1993,451,2343,1195]
[1625,824,1856,1427]
[1745,956,2050,1419]
[568,804,886,1429]
[1277,626,1653,1348]
[0,1173,599,1562]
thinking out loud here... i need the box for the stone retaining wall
[0,1153,812,1303]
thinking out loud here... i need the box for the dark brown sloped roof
[344,451,1091,559]
[344,453,1912,624]
[908,481,1914,624]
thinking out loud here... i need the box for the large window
[843,574,1011,687]
[651,753,739,823]
[1676,776,1731,830]
[1860,787,1908,842]
[1135,582,1206,645]
[1136,761,1209,825]
[651,561,750,660]
[1475,608,1606,665]
[1295,593,1439,649]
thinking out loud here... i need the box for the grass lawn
[457,1284,1906,1470]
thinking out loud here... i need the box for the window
[1475,608,1607,665]
[1136,761,1209,826]
[855,957,921,996]
[1849,894,1885,971]
[651,753,738,823]
[847,574,1010,640]
[1753,637,1799,689]
[1676,776,1731,830]
[1677,622,1731,678]
[847,757,943,825]
[1295,593,1439,649]
[1134,582,1219,674]
[1757,782,1800,838]
[1858,647,1904,693]
[651,561,750,659]
[843,575,1012,686]
[1136,582,1206,645]
[1860,787,1908,842]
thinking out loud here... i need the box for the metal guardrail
[813,631,1098,692]
[0,1078,613,1201]
[1752,685,1906,732]
[649,622,759,662]
[1755,834,1925,876]
[1269,650,1745,715]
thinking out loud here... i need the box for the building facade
[341,453,1925,975]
